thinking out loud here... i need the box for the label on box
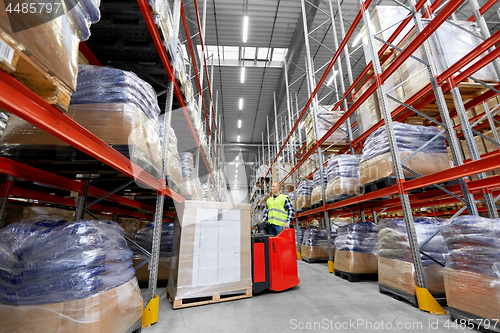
[0,39,14,65]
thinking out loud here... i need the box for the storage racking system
[250,0,500,311]
[0,0,224,324]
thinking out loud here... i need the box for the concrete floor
[141,261,473,333]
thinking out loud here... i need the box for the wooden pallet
[379,284,418,307]
[0,29,73,112]
[326,194,356,204]
[334,269,378,282]
[168,288,252,309]
[302,257,328,263]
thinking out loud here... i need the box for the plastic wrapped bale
[168,201,252,305]
[359,122,452,185]
[334,222,379,274]
[378,217,447,298]
[326,155,361,202]
[311,169,328,206]
[71,65,161,120]
[296,226,306,252]
[180,152,197,198]
[296,179,313,211]
[0,219,142,332]
[354,78,382,136]
[201,183,212,202]
[256,164,270,180]
[133,222,174,282]
[304,105,348,151]
[0,103,162,178]
[441,216,500,323]
[301,228,334,261]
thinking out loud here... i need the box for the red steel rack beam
[137,0,220,200]
[79,42,102,66]
[468,0,498,21]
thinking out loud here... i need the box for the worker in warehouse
[261,182,295,236]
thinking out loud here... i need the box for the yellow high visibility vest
[267,194,289,226]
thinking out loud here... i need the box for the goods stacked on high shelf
[296,226,306,252]
[301,227,336,262]
[311,169,328,206]
[334,222,379,277]
[116,217,150,240]
[201,183,213,201]
[0,219,143,332]
[133,222,174,282]
[271,162,293,191]
[289,191,296,211]
[256,164,270,181]
[359,122,452,185]
[378,217,448,304]
[0,65,164,178]
[442,216,500,325]
[168,201,252,308]
[0,0,101,111]
[159,115,183,191]
[304,105,348,152]
[358,6,498,135]
[325,155,361,202]
[296,179,313,211]
[180,152,201,200]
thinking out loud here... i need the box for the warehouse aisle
[142,261,470,333]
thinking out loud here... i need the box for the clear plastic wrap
[359,122,451,184]
[442,215,500,277]
[159,115,183,191]
[0,103,163,178]
[300,227,335,260]
[355,78,382,136]
[377,217,447,295]
[0,1,81,91]
[296,179,313,210]
[180,152,198,198]
[334,222,379,255]
[304,105,348,150]
[168,201,252,301]
[71,65,161,120]
[0,278,142,333]
[311,169,328,205]
[444,268,500,321]
[0,219,135,306]
[325,155,361,201]
[256,164,270,179]
[133,222,173,257]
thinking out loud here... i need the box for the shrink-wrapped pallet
[271,163,293,191]
[378,217,447,297]
[301,228,336,261]
[296,179,313,211]
[311,169,328,206]
[334,222,379,274]
[304,105,348,151]
[0,219,142,332]
[359,122,452,184]
[442,216,500,323]
[325,155,361,201]
[167,201,252,303]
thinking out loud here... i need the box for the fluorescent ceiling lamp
[239,98,243,110]
[240,67,245,83]
[243,16,249,42]
[237,135,241,142]
[326,70,338,86]
[351,33,361,48]
[238,119,242,128]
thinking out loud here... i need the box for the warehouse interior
[0,0,500,332]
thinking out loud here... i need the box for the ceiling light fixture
[237,135,241,142]
[240,67,245,83]
[239,98,243,110]
[326,70,338,86]
[243,16,249,43]
[238,119,242,128]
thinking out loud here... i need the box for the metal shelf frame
[251,0,500,296]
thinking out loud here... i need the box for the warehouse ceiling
[86,0,499,192]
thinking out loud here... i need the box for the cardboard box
[0,279,143,333]
[445,268,500,321]
[378,257,445,296]
[167,201,252,301]
[334,250,378,274]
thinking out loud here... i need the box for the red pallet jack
[251,228,300,293]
